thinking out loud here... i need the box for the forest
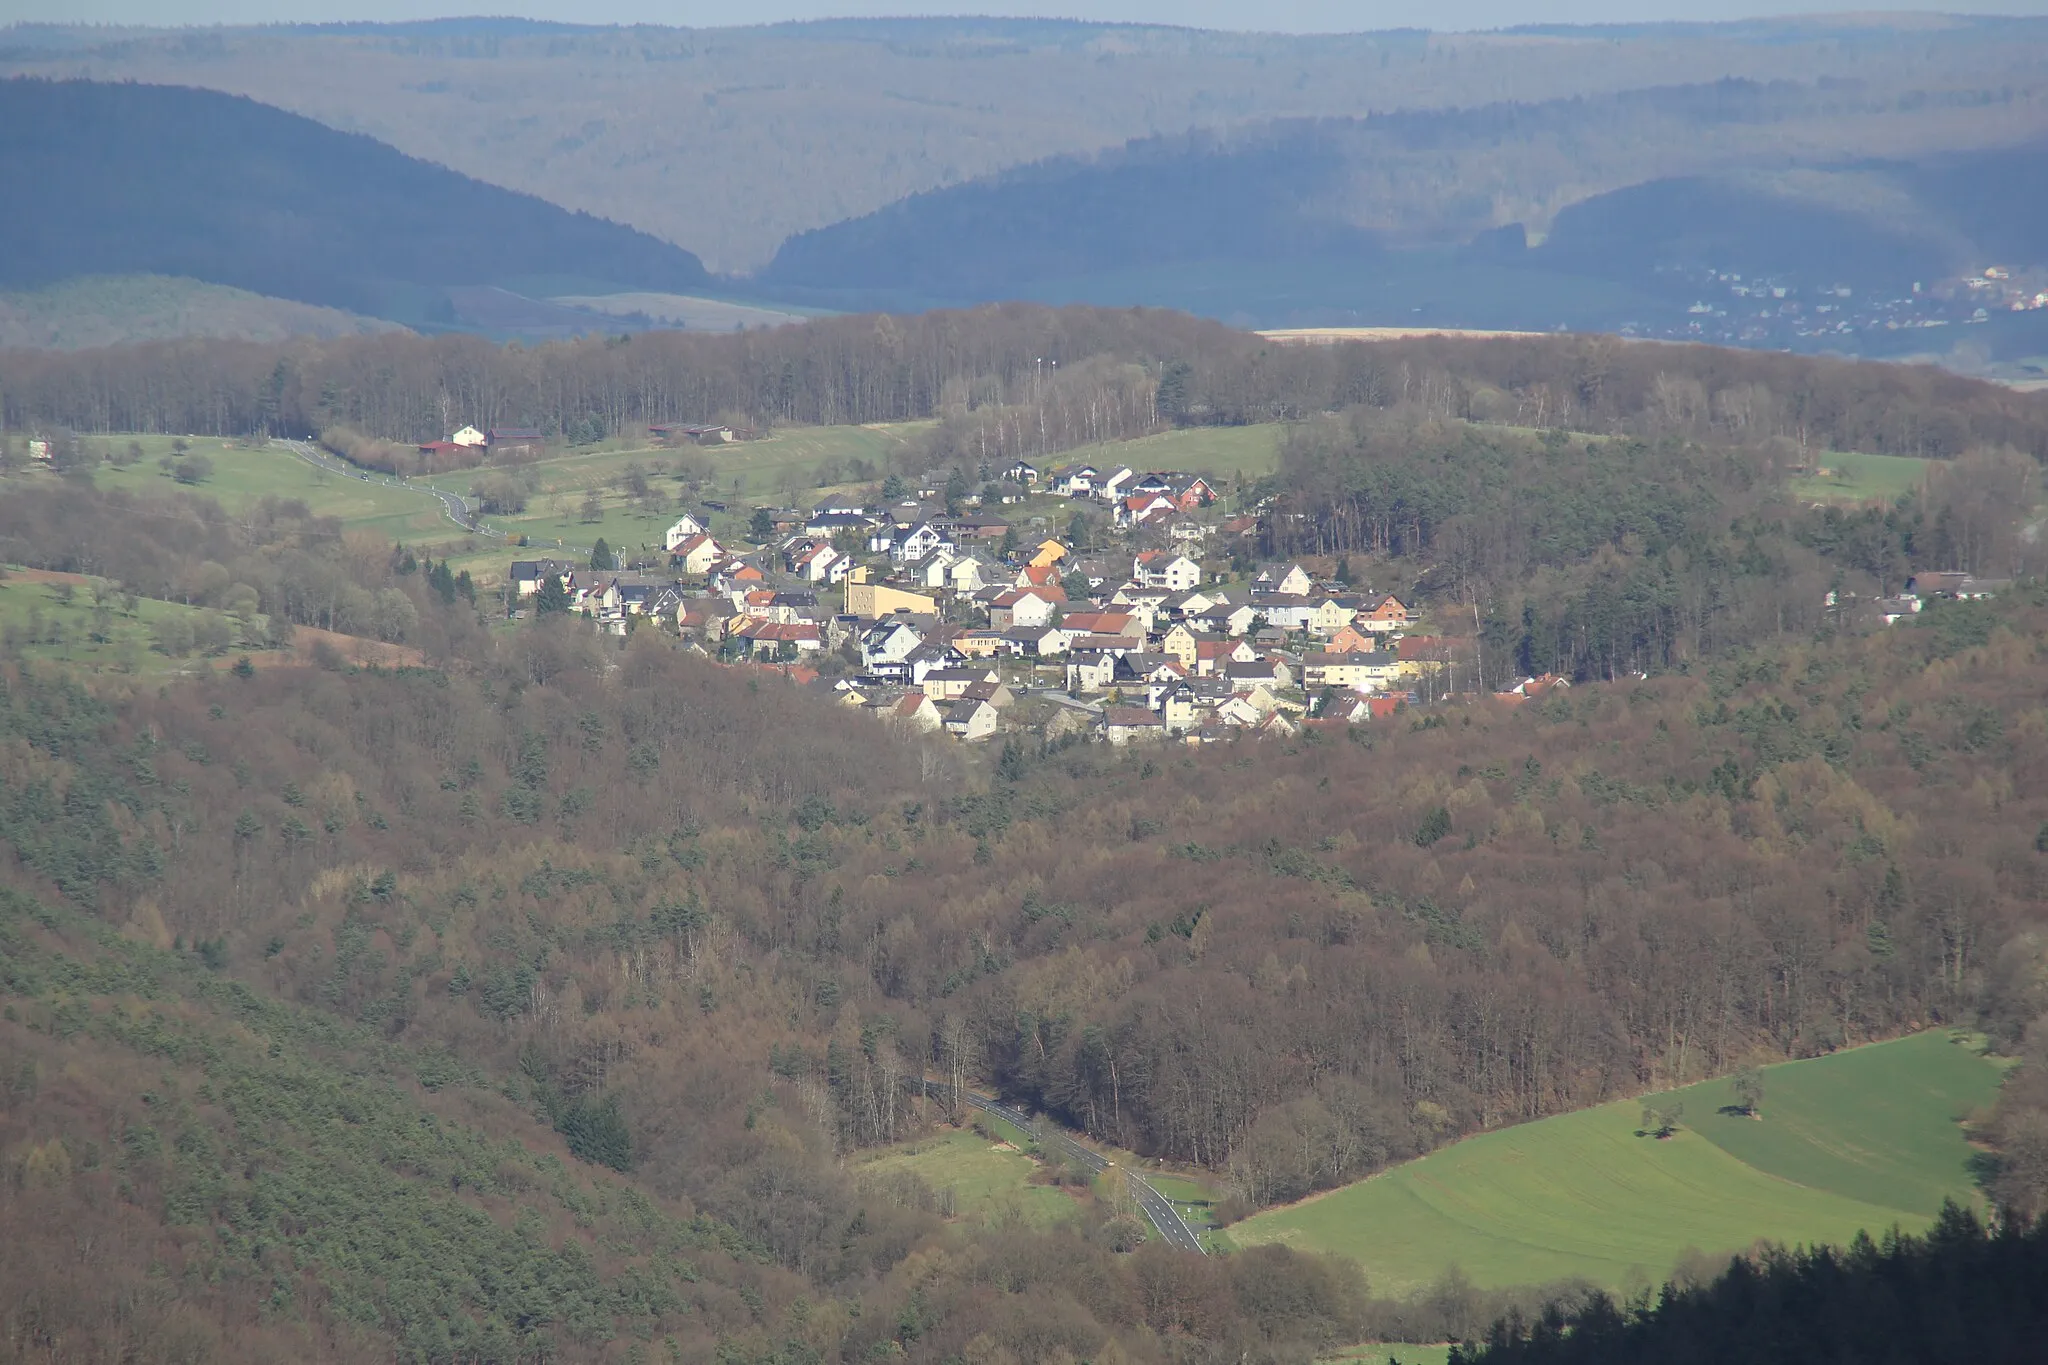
[6,304,2048,458]
[0,79,708,317]
[4,433,2048,1359]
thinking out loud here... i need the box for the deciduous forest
[5,318,2048,1362]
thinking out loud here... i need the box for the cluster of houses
[1873,570,2012,625]
[504,480,1453,744]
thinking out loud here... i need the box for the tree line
[5,305,2046,466]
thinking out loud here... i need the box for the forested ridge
[0,79,709,317]
[7,305,2047,459]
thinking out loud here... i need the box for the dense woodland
[0,79,707,317]
[1460,1204,2048,1365]
[7,305,2048,457]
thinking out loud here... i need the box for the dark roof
[487,427,543,442]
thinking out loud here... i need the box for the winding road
[930,1083,1209,1254]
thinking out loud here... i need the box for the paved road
[932,1083,1208,1254]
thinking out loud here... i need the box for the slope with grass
[851,1129,1079,1231]
[1231,1032,2005,1297]
[1788,450,1929,506]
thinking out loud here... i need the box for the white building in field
[451,426,486,448]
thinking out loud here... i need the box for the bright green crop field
[1231,1031,2005,1296]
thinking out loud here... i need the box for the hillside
[1229,1033,2006,1295]
[0,274,403,349]
[0,78,709,320]
[8,16,2048,272]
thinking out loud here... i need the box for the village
[503,453,1479,744]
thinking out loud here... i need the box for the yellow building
[1028,540,1069,569]
[846,581,938,620]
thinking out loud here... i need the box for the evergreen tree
[534,573,570,615]
[590,538,615,571]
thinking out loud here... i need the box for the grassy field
[1326,1347,1452,1365]
[0,571,273,677]
[850,1128,1079,1231]
[82,437,459,545]
[1789,451,1928,505]
[1231,1031,2004,1296]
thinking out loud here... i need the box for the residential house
[889,522,950,563]
[1191,603,1256,637]
[1049,463,1101,498]
[1224,656,1295,690]
[1327,622,1376,654]
[1395,635,1452,679]
[1306,597,1355,637]
[861,618,927,673]
[872,692,943,734]
[1193,638,1258,676]
[1132,551,1201,592]
[1160,622,1201,670]
[1495,674,1572,703]
[1250,592,1316,631]
[668,533,724,576]
[958,678,1016,710]
[946,555,992,595]
[805,509,875,538]
[1094,466,1136,502]
[1065,651,1120,694]
[1102,707,1166,745]
[943,698,1002,742]
[1005,624,1070,657]
[732,620,824,658]
[1253,563,1314,596]
[1059,611,1142,642]
[988,588,1062,630]
[1117,491,1180,529]
[1355,595,1413,634]
[1158,685,1198,734]
[923,666,1000,702]
[1302,650,1398,691]
[510,559,577,597]
[952,630,1019,660]
[1028,540,1070,569]
[450,425,487,448]
[1004,460,1039,486]
[942,512,1009,542]
[1167,518,1208,548]
[664,514,710,551]
[1878,597,1922,625]
[486,427,544,454]
[845,575,938,621]
[1128,471,1216,510]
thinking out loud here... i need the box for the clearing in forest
[1229,1031,2004,1296]
[1788,450,1927,505]
[850,1129,1080,1230]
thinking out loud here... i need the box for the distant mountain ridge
[0,78,709,320]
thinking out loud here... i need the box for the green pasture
[851,1128,1078,1230]
[0,572,271,677]
[1231,1032,2003,1296]
[1326,1347,1452,1365]
[1789,451,1928,506]
[82,438,459,544]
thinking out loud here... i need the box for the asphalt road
[939,1085,1208,1254]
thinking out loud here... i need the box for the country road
[932,1084,1209,1254]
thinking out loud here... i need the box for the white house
[451,425,487,448]
[1254,563,1313,596]
[671,533,724,576]
[1133,552,1201,592]
[664,514,710,552]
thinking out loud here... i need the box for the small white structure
[451,426,487,448]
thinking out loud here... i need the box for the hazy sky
[9,1,2048,32]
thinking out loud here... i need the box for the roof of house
[1103,707,1164,727]
[487,427,543,441]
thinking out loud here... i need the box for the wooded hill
[761,86,2048,324]
[9,16,2046,274]
[0,79,709,320]
[6,305,2048,458]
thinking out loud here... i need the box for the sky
[7,1,2048,32]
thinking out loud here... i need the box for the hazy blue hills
[0,78,709,322]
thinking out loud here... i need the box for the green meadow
[1230,1031,2004,1296]
[1055,423,1285,484]
[1789,450,1928,505]
[0,571,273,677]
[850,1128,1079,1231]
